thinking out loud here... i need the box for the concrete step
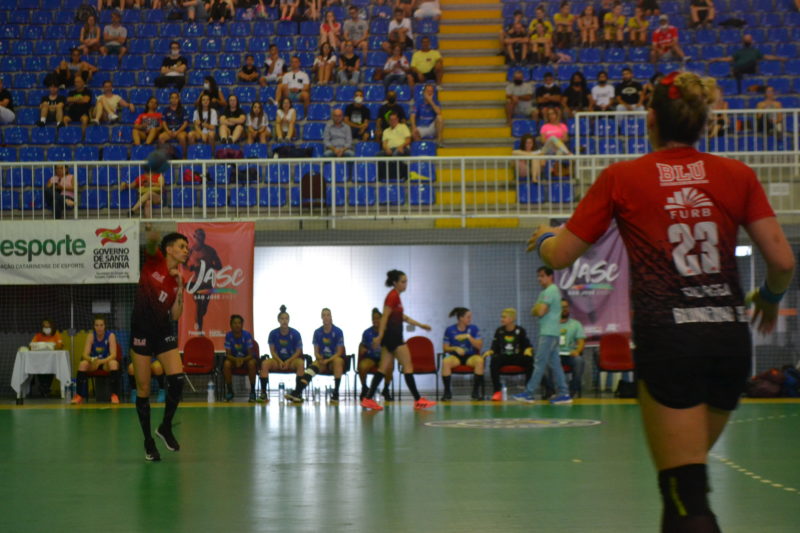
[440,0,502,6]
[438,146,513,156]
[438,190,517,206]
[438,167,514,183]
[440,39,498,51]
[443,107,506,119]
[444,71,506,84]
[440,24,502,34]
[448,64,506,73]
[439,88,506,103]
[445,55,506,67]
[437,32,499,40]
[447,117,507,127]
[442,9,501,20]
[444,126,510,140]
[435,218,520,229]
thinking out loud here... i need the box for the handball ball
[146,149,170,174]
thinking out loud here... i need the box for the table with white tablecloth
[11,350,72,403]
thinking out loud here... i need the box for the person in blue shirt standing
[411,83,444,146]
[514,266,573,404]
[358,308,394,401]
[158,91,188,157]
[260,305,305,398]
[222,314,259,403]
[285,307,350,403]
[440,307,484,401]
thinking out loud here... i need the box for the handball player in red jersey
[131,225,190,461]
[529,71,794,532]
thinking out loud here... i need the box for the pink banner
[555,223,630,337]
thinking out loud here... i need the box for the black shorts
[131,316,177,358]
[381,328,404,352]
[421,70,436,82]
[446,353,478,366]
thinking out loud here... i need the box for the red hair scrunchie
[660,71,682,99]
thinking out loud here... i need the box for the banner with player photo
[177,222,254,351]
[554,223,631,337]
[0,221,139,285]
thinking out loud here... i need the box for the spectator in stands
[411,36,443,86]
[504,21,530,66]
[38,83,66,128]
[512,134,544,182]
[395,0,414,18]
[641,71,662,105]
[100,10,128,58]
[343,5,369,56]
[650,14,687,64]
[577,5,599,46]
[0,78,16,125]
[712,35,788,94]
[278,0,299,21]
[54,48,98,88]
[505,69,534,125]
[98,0,141,10]
[63,75,93,139]
[500,10,526,58]
[344,89,371,141]
[383,8,414,52]
[79,14,102,56]
[196,76,226,113]
[121,169,164,217]
[219,94,247,144]
[627,6,649,47]
[275,97,297,141]
[591,70,615,111]
[208,0,234,23]
[373,0,393,19]
[708,86,729,138]
[382,111,411,156]
[529,21,554,65]
[181,0,208,22]
[689,0,715,29]
[615,67,644,111]
[323,108,354,157]
[155,41,188,90]
[414,0,441,21]
[561,71,592,118]
[260,44,286,86]
[553,1,575,49]
[528,5,553,36]
[411,83,443,145]
[602,2,626,47]
[132,97,164,146]
[638,0,660,17]
[275,56,310,117]
[74,315,120,405]
[756,86,784,136]
[45,165,76,220]
[376,90,406,138]
[30,319,63,397]
[238,54,261,84]
[158,91,189,156]
[320,10,343,49]
[91,80,134,124]
[246,101,271,144]
[338,41,362,85]
[189,93,218,148]
[381,44,415,90]
[538,107,571,155]
[535,71,562,120]
[313,43,337,85]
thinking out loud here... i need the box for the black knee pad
[166,374,184,401]
[658,464,713,519]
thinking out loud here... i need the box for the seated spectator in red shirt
[650,14,687,63]
[133,97,164,146]
[121,170,164,217]
[320,11,342,49]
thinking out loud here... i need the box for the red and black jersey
[567,147,774,329]
[384,289,404,330]
[133,250,181,324]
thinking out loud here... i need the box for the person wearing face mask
[590,70,615,112]
[534,71,562,121]
[505,70,534,126]
[196,76,227,113]
[91,80,135,124]
[376,90,407,139]
[30,319,64,397]
[649,14,687,64]
[711,35,787,94]
[561,71,592,118]
[154,41,188,90]
[344,89,371,141]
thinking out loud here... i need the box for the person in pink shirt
[538,108,571,155]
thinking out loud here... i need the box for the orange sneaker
[414,397,437,410]
[70,394,84,405]
[360,398,383,411]
[491,391,503,401]
[110,393,119,404]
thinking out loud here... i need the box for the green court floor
[1,398,798,533]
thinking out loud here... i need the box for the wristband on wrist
[759,281,786,304]
[535,232,555,256]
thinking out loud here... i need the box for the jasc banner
[0,221,139,285]
[177,222,254,350]
[554,223,630,337]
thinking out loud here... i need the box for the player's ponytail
[277,305,289,320]
[385,269,406,287]
[649,71,717,147]
[449,307,469,320]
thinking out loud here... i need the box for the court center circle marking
[424,418,603,429]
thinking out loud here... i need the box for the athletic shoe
[491,391,503,401]
[90,117,100,125]
[414,397,437,410]
[330,392,339,404]
[108,112,118,122]
[382,389,394,402]
[360,398,383,411]
[248,392,256,403]
[512,392,536,403]
[224,391,234,402]
[549,394,573,405]
[285,390,303,403]
[258,391,269,403]
[440,391,452,402]
[156,389,166,403]
[70,394,84,405]
[155,424,180,452]
[144,438,161,462]
[110,393,119,404]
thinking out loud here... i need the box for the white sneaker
[108,112,119,122]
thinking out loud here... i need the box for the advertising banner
[177,222,254,350]
[0,221,139,285]
[554,223,630,337]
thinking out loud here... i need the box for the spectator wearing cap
[615,67,644,111]
[410,36,443,86]
[534,72,562,121]
[650,14,687,64]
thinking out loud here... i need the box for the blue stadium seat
[302,123,326,141]
[299,20,319,36]
[244,143,269,159]
[19,146,44,162]
[0,190,21,210]
[1,25,19,39]
[94,166,119,186]
[33,40,56,55]
[365,85,386,102]
[202,39,222,53]
[259,186,287,207]
[73,146,98,162]
[131,145,156,161]
[196,54,216,70]
[225,38,246,54]
[219,53,239,69]
[103,146,129,161]
[266,163,292,184]
[297,52,315,69]
[366,52,388,68]
[0,147,17,162]
[11,41,32,55]
[129,88,153,106]
[511,120,535,137]
[109,188,138,210]
[1,57,22,72]
[352,162,377,183]
[628,47,649,63]
[322,162,349,183]
[378,184,406,206]
[632,63,655,81]
[15,108,38,126]
[277,21,298,35]
[517,183,545,204]
[22,25,42,39]
[369,19,389,34]
[310,85,334,102]
[171,187,197,208]
[708,62,729,78]
[181,87,202,104]
[5,167,32,187]
[208,164,230,184]
[292,162,321,182]
[325,185,346,207]
[30,128,54,145]
[550,182,572,203]
[760,61,783,77]
[24,55,46,72]
[786,60,800,77]
[409,184,435,206]
[30,11,52,24]
[336,86,359,102]
[22,190,43,211]
[228,22,250,37]
[274,36,294,52]
[205,187,227,208]
[115,71,136,87]
[296,36,317,51]
[249,37,271,52]
[307,103,331,121]
[79,189,109,210]
[349,185,376,207]
[120,55,144,71]
[96,55,118,71]
[156,88,172,105]
[411,142,437,157]
[234,86,257,104]
[217,70,235,85]
[57,127,82,144]
[188,144,213,160]
[409,161,437,182]
[355,142,380,157]
[229,186,258,207]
